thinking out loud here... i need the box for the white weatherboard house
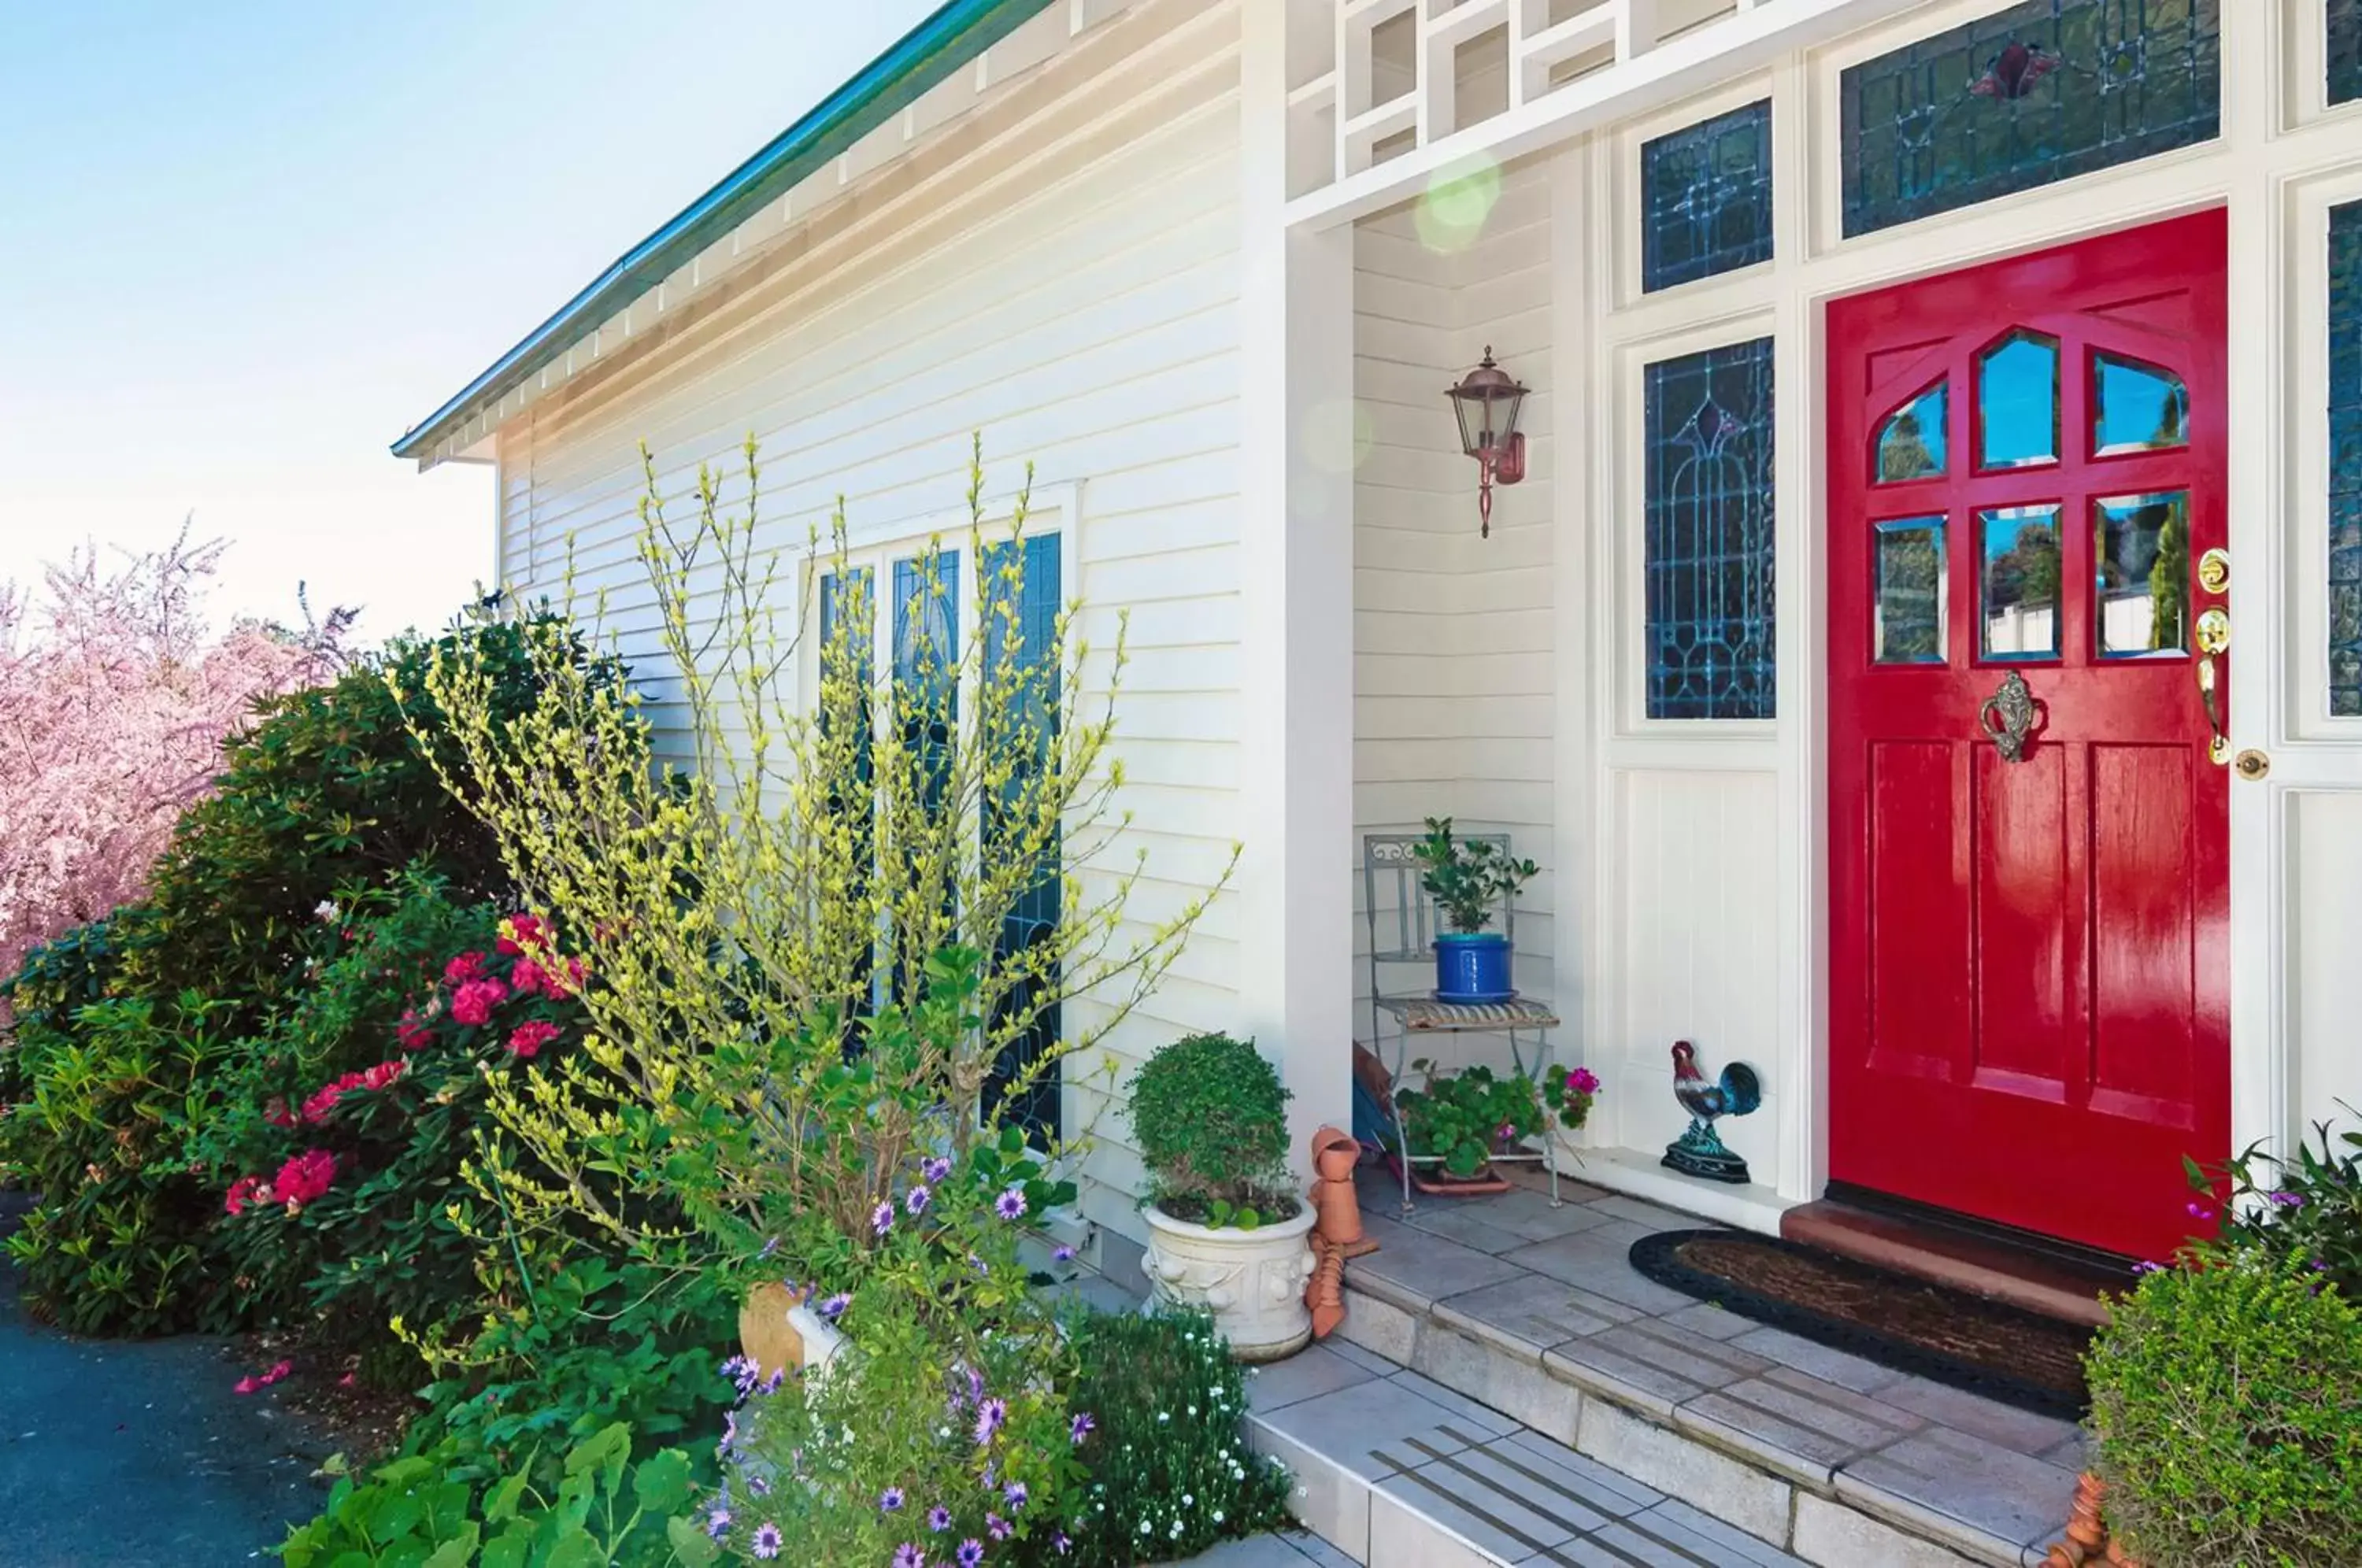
[400,0,2362,1301]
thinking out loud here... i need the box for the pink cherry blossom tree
[0,526,348,984]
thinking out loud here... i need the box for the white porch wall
[490,0,1246,1248]
[1351,155,1560,1068]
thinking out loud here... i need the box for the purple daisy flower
[874,1200,896,1237]
[964,1366,984,1407]
[881,1486,907,1513]
[894,1548,927,1568]
[1055,1533,1072,1556]
[906,1184,933,1216]
[974,1396,1007,1445]
[958,1540,986,1568]
[1069,1411,1095,1444]
[2132,1259,2166,1275]
[928,1506,953,1533]
[1052,1244,1075,1263]
[968,1252,990,1277]
[1004,1480,1028,1511]
[994,1186,1027,1221]
[705,1507,732,1541]
[819,1291,852,1321]
[750,1474,772,1497]
[987,1512,1012,1541]
[924,1155,953,1183]
[759,1369,786,1396]
[758,1234,780,1259]
[2272,1190,2308,1208]
[753,1522,784,1560]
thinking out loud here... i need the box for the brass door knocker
[1979,670,2039,763]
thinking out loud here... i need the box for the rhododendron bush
[0,531,338,987]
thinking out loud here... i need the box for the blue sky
[0,2,935,640]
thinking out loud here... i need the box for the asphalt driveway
[0,1193,331,1567]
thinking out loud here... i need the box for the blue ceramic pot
[1435,931,1515,1003]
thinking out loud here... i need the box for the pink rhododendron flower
[360,1059,405,1093]
[496,912,547,956]
[394,1008,432,1051]
[233,1376,260,1396]
[263,1099,297,1130]
[450,978,508,1026]
[261,1359,293,1385]
[271,1149,336,1210]
[224,1175,272,1217]
[506,1019,560,1060]
[509,958,548,998]
[443,951,489,986]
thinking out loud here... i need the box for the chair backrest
[1362,830,1518,965]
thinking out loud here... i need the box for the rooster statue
[1663,1040,1761,1185]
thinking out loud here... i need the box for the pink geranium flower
[450,978,509,1026]
[506,1019,561,1060]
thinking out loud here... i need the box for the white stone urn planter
[1140,1200,1318,1362]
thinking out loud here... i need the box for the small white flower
[1213,1511,1225,1525]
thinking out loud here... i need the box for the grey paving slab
[1385,1370,1527,1438]
[1168,1533,1340,1566]
[1870,1374,2083,1457]
[1351,1216,1533,1310]
[1322,1333,1409,1378]
[1724,1322,1911,1396]
[1433,1271,1638,1360]
[1251,1343,1384,1413]
[1489,1429,1664,1518]
[1679,1366,1926,1481]
[1657,1301,1753,1341]
[1406,1188,1621,1250]
[1254,1376,1505,1482]
[1544,1319,1774,1418]
[1500,1230,1698,1317]
[1840,1424,2082,1555]
[1586,1196,1705,1233]
[1576,1499,1809,1566]
[1377,1444,1599,1562]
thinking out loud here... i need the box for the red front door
[1827,213,2229,1263]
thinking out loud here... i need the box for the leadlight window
[1839,0,2220,239]
[979,534,1063,1140]
[2333,0,2362,108]
[2331,201,2362,716]
[1644,337,1776,719]
[1640,101,1773,293]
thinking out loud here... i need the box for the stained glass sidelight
[2334,0,2362,108]
[2095,492,2190,656]
[1980,504,2064,660]
[979,534,1063,1141]
[1644,337,1777,719]
[1840,0,2220,239]
[1875,381,1949,483]
[1641,101,1773,293]
[2331,201,2362,716]
[1875,517,1948,664]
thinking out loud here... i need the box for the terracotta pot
[1140,1200,1317,1362]
[2043,1474,2142,1568]
[739,1283,849,1382]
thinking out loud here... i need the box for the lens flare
[1416,154,1502,254]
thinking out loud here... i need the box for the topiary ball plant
[1127,1033,1294,1228]
[2086,1256,2362,1567]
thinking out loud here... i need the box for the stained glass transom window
[2331,201,2362,716]
[1640,101,1773,294]
[2333,0,2362,108]
[1839,0,2220,239]
[1644,337,1776,719]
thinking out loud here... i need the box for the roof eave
[392,0,1054,463]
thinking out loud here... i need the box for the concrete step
[1240,1276,2074,1567]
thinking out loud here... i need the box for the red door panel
[1827,212,2229,1263]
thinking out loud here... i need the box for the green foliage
[0,981,236,1333]
[1412,816,1537,935]
[123,614,600,1038]
[2088,1257,2362,1567]
[278,1422,712,1568]
[1395,1062,1543,1180]
[1127,1034,1291,1222]
[1053,1308,1293,1566]
[2185,1117,2362,1299]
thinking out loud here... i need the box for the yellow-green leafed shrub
[2088,1257,2362,1568]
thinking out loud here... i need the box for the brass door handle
[2196,655,2228,766]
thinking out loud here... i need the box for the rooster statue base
[1662,1039,1761,1185]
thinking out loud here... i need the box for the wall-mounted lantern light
[1445,346,1527,538]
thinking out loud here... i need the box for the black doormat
[1628,1230,2093,1421]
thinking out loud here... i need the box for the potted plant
[1127,1032,1316,1362]
[1412,815,1538,1003]
[1392,1060,1598,1193]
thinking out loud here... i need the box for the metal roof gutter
[392,0,1056,462]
